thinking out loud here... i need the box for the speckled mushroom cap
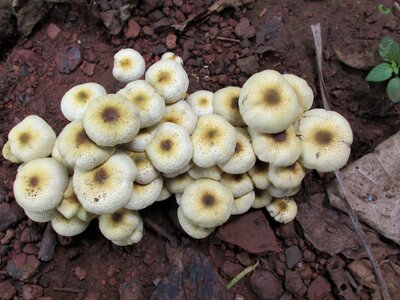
[111,216,144,246]
[161,52,183,65]
[123,126,157,152]
[117,80,165,128]
[164,172,193,194]
[14,158,69,212]
[268,161,306,190]
[57,178,81,219]
[160,100,198,134]
[252,188,273,209]
[146,122,193,174]
[51,214,90,237]
[58,121,115,170]
[191,114,237,168]
[83,94,140,147]
[125,176,163,210]
[125,151,159,184]
[99,208,141,241]
[112,49,146,83]
[188,165,222,181]
[180,179,234,227]
[8,115,56,162]
[248,160,269,190]
[2,141,22,163]
[73,151,136,214]
[268,184,300,198]
[213,86,245,127]
[220,173,254,198]
[294,108,353,172]
[60,83,106,121]
[249,125,301,167]
[145,59,189,104]
[177,206,215,239]
[267,198,297,224]
[239,70,300,133]
[25,209,58,223]
[231,191,255,215]
[187,90,214,116]
[282,74,314,115]
[163,161,193,178]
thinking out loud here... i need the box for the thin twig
[227,260,260,290]
[258,8,267,18]
[52,287,85,293]
[311,23,391,300]
[216,36,241,43]
[143,216,177,248]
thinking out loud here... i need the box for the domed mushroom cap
[249,125,301,167]
[161,100,198,134]
[239,70,300,133]
[252,188,273,209]
[57,178,81,219]
[83,94,140,147]
[282,74,314,114]
[126,176,163,210]
[123,126,156,152]
[188,165,222,181]
[61,83,106,121]
[51,137,73,173]
[187,90,214,116]
[248,160,269,189]
[268,161,306,190]
[219,128,256,174]
[117,80,165,128]
[213,86,245,127]
[161,52,183,65]
[73,151,136,214]
[8,115,56,162]
[2,141,22,163]
[220,173,253,198]
[295,109,353,172]
[145,59,189,104]
[125,151,159,184]
[51,214,90,237]
[268,184,300,198]
[146,122,193,174]
[112,216,144,246]
[163,161,193,178]
[25,209,58,223]
[76,207,97,222]
[267,198,297,224]
[58,121,115,170]
[14,158,69,212]
[177,207,215,239]
[180,179,234,227]
[156,185,172,201]
[112,49,146,83]
[232,191,255,215]
[191,114,237,168]
[99,208,141,241]
[164,172,193,194]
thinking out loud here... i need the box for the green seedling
[366,36,400,103]
[226,260,259,290]
[378,4,391,15]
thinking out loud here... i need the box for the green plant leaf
[386,77,400,103]
[379,36,400,63]
[366,63,393,82]
[378,4,391,14]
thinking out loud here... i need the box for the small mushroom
[112,216,144,246]
[268,161,306,190]
[161,52,183,65]
[51,213,90,237]
[126,176,163,210]
[99,208,141,241]
[177,207,215,239]
[188,165,222,181]
[112,49,146,83]
[213,86,245,126]
[220,173,253,198]
[232,191,255,215]
[252,188,273,209]
[268,184,300,198]
[266,198,297,223]
[248,160,269,189]
[25,209,58,223]
[160,100,198,134]
[51,137,73,173]
[57,179,80,219]
[2,141,22,163]
[163,161,193,178]
[76,207,97,222]
[187,90,214,116]
[123,126,156,152]
[164,172,193,194]
[282,74,314,115]
[125,151,159,184]
[156,185,172,201]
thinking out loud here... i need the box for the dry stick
[216,36,241,43]
[311,23,391,300]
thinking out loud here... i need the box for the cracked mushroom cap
[267,198,297,224]
[161,100,198,134]
[83,94,140,147]
[161,52,183,65]
[2,141,22,163]
[112,49,146,83]
[25,209,58,223]
[58,121,115,170]
[125,151,159,184]
[180,179,234,227]
[112,216,144,246]
[219,127,256,174]
[51,213,90,237]
[164,172,193,194]
[156,185,172,201]
[282,74,314,114]
[188,165,222,181]
[268,184,300,198]
[187,90,214,116]
[14,158,69,212]
[145,59,189,104]
[248,159,269,190]
[60,83,106,121]
[8,115,56,162]
[117,80,165,128]
[125,176,163,210]
[252,188,273,209]
[146,122,193,174]
[73,151,136,214]
[232,191,255,215]
[57,178,81,219]
[99,208,141,241]
[239,70,300,133]
[249,125,301,167]
[191,114,237,168]
[268,161,306,190]
[213,86,245,126]
[123,126,156,152]
[220,173,253,198]
[295,109,353,172]
[177,207,215,239]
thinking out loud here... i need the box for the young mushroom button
[112,49,146,83]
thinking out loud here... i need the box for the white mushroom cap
[267,198,297,224]
[248,160,269,189]
[145,59,189,104]
[161,52,183,65]
[60,83,107,121]
[220,173,254,198]
[239,70,300,133]
[252,188,273,208]
[125,151,159,184]
[162,161,193,178]
[57,178,80,219]
[122,126,156,152]
[58,121,115,170]
[117,80,165,128]
[232,191,255,215]
[188,165,222,181]
[175,193,182,205]
[51,214,90,237]
[268,161,306,190]
[180,179,234,227]
[2,141,22,163]
[191,114,237,168]
[112,216,144,246]
[156,185,172,201]
[219,128,256,174]
[161,100,198,134]
[268,184,300,198]
[25,209,58,223]
[8,115,56,162]
[282,74,314,114]
[73,151,136,214]
[187,90,214,116]
[112,49,146,83]
[51,137,73,173]
[76,207,97,222]
[125,176,163,210]
[99,208,141,241]
[177,207,215,239]
[146,122,193,174]
[295,109,353,172]
[164,172,193,194]
[14,158,69,212]
[249,125,301,167]
[213,86,245,126]
[83,94,140,147]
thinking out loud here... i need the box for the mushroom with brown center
[267,161,306,190]
[125,151,159,184]
[99,208,141,241]
[248,159,269,189]
[177,207,215,239]
[160,100,198,134]
[161,52,183,65]
[187,90,214,116]
[266,198,297,223]
[112,49,146,83]
[213,86,245,126]
[220,173,253,198]
[112,216,144,246]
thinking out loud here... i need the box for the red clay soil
[0,0,399,299]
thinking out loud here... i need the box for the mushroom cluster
[2,49,353,243]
